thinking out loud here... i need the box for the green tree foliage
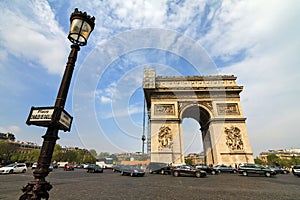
[185,158,193,165]
[52,144,63,162]
[0,141,19,164]
[267,154,280,166]
[89,149,97,158]
[254,157,265,165]
[82,154,96,163]
[98,152,110,159]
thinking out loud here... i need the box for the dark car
[120,165,145,177]
[213,165,237,173]
[172,165,207,178]
[64,163,74,171]
[147,162,172,175]
[195,165,219,175]
[269,166,290,174]
[87,164,103,173]
[238,163,277,177]
[113,164,125,173]
[292,165,300,177]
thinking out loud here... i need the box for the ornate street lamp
[20,8,95,200]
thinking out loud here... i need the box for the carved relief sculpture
[225,126,244,151]
[154,104,175,115]
[217,103,240,115]
[158,126,173,150]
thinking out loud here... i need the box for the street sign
[26,106,73,131]
[58,109,73,131]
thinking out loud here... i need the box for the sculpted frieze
[157,126,173,150]
[217,103,240,115]
[225,126,244,151]
[154,104,175,115]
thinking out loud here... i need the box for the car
[292,165,300,177]
[172,165,207,178]
[120,165,145,177]
[268,166,290,174]
[195,165,219,175]
[87,164,103,173]
[31,162,54,171]
[75,164,84,169]
[64,163,74,171]
[83,163,91,169]
[31,162,38,169]
[213,165,237,173]
[147,162,172,175]
[113,164,125,173]
[51,163,58,169]
[49,164,54,171]
[0,163,27,174]
[238,163,277,177]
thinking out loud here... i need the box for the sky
[0,0,299,157]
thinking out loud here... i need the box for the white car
[32,162,38,169]
[0,163,27,174]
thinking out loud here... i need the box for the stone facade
[143,69,254,166]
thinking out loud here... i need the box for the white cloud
[0,125,20,133]
[100,96,111,104]
[0,0,68,74]
[217,1,300,155]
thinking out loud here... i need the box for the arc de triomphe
[143,69,254,166]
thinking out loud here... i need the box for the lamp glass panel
[69,19,92,45]
[80,21,92,40]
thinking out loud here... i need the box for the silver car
[292,165,300,177]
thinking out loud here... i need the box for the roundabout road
[1,168,299,200]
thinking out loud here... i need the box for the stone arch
[143,69,254,166]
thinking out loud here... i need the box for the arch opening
[182,105,211,164]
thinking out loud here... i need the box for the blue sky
[0,0,299,157]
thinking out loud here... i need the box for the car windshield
[294,166,300,169]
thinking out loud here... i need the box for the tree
[89,149,97,158]
[267,154,280,166]
[98,152,110,159]
[0,141,19,164]
[254,157,265,165]
[52,144,63,162]
[185,158,193,165]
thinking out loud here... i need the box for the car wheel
[195,172,201,178]
[9,169,14,174]
[242,171,248,176]
[265,172,271,177]
[130,172,134,177]
[121,171,124,176]
[211,171,216,175]
[161,169,165,175]
[233,170,237,174]
[173,171,179,177]
[22,169,26,173]
[149,169,153,174]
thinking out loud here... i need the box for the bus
[96,157,114,169]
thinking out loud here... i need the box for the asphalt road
[1,168,299,200]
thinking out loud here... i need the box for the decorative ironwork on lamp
[68,8,95,46]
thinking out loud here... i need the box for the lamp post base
[20,180,52,200]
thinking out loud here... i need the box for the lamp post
[19,8,95,200]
